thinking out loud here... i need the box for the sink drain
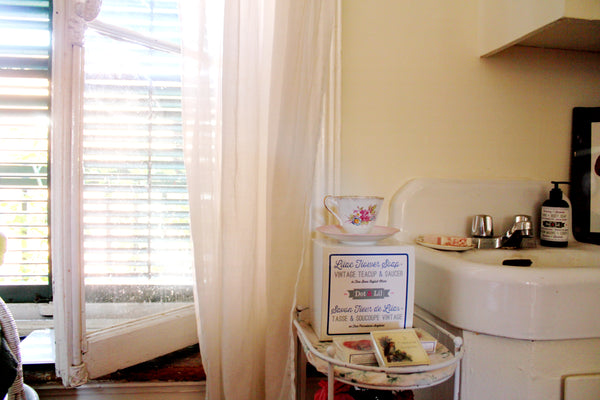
[502,259,533,267]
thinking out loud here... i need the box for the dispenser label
[541,206,569,241]
[326,253,412,335]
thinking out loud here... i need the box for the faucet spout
[502,214,532,239]
[471,215,535,249]
[501,217,534,248]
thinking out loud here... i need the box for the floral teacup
[324,195,383,234]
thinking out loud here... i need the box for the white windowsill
[8,302,194,333]
[14,302,200,384]
[21,328,55,364]
[8,299,196,367]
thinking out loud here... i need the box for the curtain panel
[180,1,339,399]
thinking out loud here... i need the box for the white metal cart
[294,311,464,400]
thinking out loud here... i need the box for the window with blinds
[82,0,193,303]
[0,0,193,304]
[0,0,52,302]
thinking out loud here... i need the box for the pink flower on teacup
[347,205,377,226]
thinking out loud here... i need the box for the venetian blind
[82,0,193,296]
[0,0,51,302]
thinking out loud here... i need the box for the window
[82,1,193,310]
[56,0,197,382]
[0,0,51,302]
[0,0,199,385]
[0,0,193,307]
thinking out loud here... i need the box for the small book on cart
[415,328,437,353]
[332,335,378,365]
[371,329,431,367]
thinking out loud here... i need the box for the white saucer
[415,237,474,251]
[316,225,399,245]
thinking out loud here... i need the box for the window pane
[0,0,51,302]
[83,1,192,328]
[95,0,181,48]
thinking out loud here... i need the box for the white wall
[342,1,600,222]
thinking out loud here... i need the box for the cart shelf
[294,311,464,399]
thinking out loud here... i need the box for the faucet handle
[472,215,493,237]
[513,215,531,223]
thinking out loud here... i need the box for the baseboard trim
[34,381,206,399]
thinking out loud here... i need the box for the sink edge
[413,245,600,340]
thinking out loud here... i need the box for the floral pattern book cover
[370,329,430,367]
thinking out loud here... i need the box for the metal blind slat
[0,0,50,292]
[81,4,191,287]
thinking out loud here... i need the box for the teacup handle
[324,195,343,225]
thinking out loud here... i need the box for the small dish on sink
[415,235,474,251]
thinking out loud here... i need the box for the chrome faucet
[471,214,536,249]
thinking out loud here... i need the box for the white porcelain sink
[389,178,600,340]
[413,242,600,340]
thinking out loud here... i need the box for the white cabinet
[479,0,600,56]
[564,374,600,400]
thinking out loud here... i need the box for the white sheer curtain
[180,1,339,399]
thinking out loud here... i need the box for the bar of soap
[421,235,472,247]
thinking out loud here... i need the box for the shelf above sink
[479,0,600,56]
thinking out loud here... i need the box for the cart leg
[296,337,307,400]
[328,363,334,400]
[453,360,461,400]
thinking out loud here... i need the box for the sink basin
[389,178,600,340]
[414,242,600,340]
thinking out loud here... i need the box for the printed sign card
[311,239,415,340]
[327,253,411,334]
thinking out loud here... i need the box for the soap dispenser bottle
[540,181,570,247]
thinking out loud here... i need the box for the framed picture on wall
[570,107,600,244]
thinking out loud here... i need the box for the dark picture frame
[570,107,600,244]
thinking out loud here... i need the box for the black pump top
[549,181,569,201]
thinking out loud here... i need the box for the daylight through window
[83,0,193,304]
[0,0,193,305]
[0,0,51,302]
